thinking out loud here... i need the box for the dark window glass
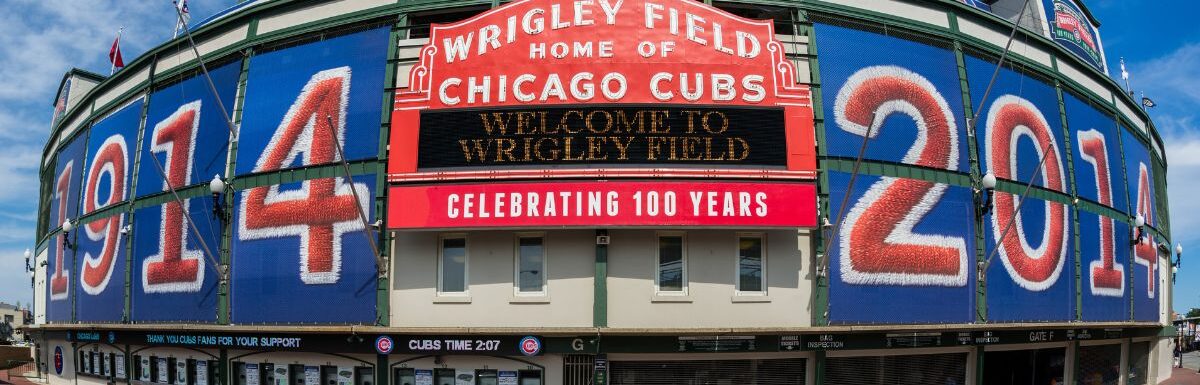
[518,237,545,293]
[738,237,764,292]
[658,236,684,292]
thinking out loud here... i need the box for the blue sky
[0,0,1197,316]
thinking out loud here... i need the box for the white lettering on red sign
[396,0,808,109]
[389,181,813,228]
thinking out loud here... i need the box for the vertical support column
[125,60,156,323]
[812,350,826,385]
[974,346,985,385]
[952,39,987,323]
[594,229,608,328]
[1066,341,1078,385]
[376,354,388,385]
[374,16,405,328]
[218,52,253,325]
[1055,81,1083,321]
[219,349,229,385]
[1120,339,1130,385]
[797,10,830,327]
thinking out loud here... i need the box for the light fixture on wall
[1176,243,1183,268]
[975,172,997,214]
[1130,214,1146,246]
[210,175,230,223]
[61,219,76,250]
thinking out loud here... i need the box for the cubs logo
[519,336,542,356]
[54,346,63,375]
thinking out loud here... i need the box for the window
[517,370,542,385]
[475,370,498,385]
[438,235,468,294]
[656,233,687,294]
[392,368,415,385]
[354,367,374,385]
[232,362,247,385]
[433,369,456,385]
[3,314,12,323]
[736,234,766,294]
[515,234,546,295]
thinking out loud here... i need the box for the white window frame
[734,232,767,296]
[513,232,548,296]
[654,231,688,295]
[437,233,469,296]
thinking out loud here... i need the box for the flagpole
[110,27,123,75]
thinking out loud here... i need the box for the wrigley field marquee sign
[388,0,815,174]
[386,0,817,229]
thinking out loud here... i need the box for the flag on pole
[108,28,125,74]
[1142,96,1157,109]
[1120,57,1131,92]
[173,0,191,38]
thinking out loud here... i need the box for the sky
[0,0,1197,315]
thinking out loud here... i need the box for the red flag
[108,34,124,70]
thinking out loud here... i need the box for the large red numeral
[238,67,369,285]
[1077,129,1123,296]
[1132,162,1157,298]
[81,135,128,294]
[50,161,73,300]
[985,95,1069,291]
[835,66,968,286]
[143,101,205,293]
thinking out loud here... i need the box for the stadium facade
[27,0,1177,384]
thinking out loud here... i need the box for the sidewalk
[1163,367,1200,385]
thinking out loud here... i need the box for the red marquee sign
[388,181,816,229]
[389,0,815,178]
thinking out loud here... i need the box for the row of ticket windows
[75,353,543,385]
[74,352,219,385]
[391,368,542,385]
[228,363,543,385]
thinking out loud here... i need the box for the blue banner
[1066,93,1125,211]
[231,175,377,324]
[75,99,142,322]
[966,53,1076,322]
[826,171,976,324]
[813,23,969,172]
[983,193,1075,322]
[1122,126,1160,321]
[1043,0,1105,71]
[1078,210,1130,321]
[47,134,88,322]
[130,198,221,322]
[138,61,241,198]
[235,27,388,176]
[959,0,992,11]
[966,55,1068,194]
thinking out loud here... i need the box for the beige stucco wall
[46,338,75,385]
[606,229,812,328]
[390,230,595,328]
